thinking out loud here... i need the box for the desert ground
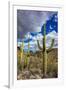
[17,48,58,80]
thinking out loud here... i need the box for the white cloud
[18,30,58,51]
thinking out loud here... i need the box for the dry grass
[17,48,58,80]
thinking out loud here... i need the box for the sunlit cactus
[27,41,30,69]
[20,41,24,61]
[20,41,24,70]
[24,33,30,69]
[37,24,54,78]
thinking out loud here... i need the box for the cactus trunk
[42,24,47,77]
[43,51,47,77]
[20,41,24,71]
[27,41,30,69]
[21,41,24,60]
[24,35,30,69]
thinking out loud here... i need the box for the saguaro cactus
[27,41,30,69]
[24,33,30,69]
[37,24,54,78]
[20,41,24,61]
[20,41,24,70]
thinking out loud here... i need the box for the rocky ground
[17,48,58,80]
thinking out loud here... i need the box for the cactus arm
[37,40,43,50]
[47,48,54,53]
[47,38,54,53]
[49,38,54,48]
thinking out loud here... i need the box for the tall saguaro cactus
[37,24,54,78]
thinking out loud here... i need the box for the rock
[22,70,31,79]
[17,74,22,80]
[30,68,40,74]
[30,75,36,79]
[35,75,41,79]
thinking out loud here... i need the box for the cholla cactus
[37,24,54,78]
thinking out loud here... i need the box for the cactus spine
[37,24,54,78]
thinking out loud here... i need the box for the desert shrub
[47,62,58,77]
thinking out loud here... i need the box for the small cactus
[24,41,30,69]
[24,33,30,69]
[20,41,24,61]
[37,24,54,78]
[27,37,30,69]
[20,41,24,70]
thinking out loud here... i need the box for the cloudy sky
[17,10,57,39]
